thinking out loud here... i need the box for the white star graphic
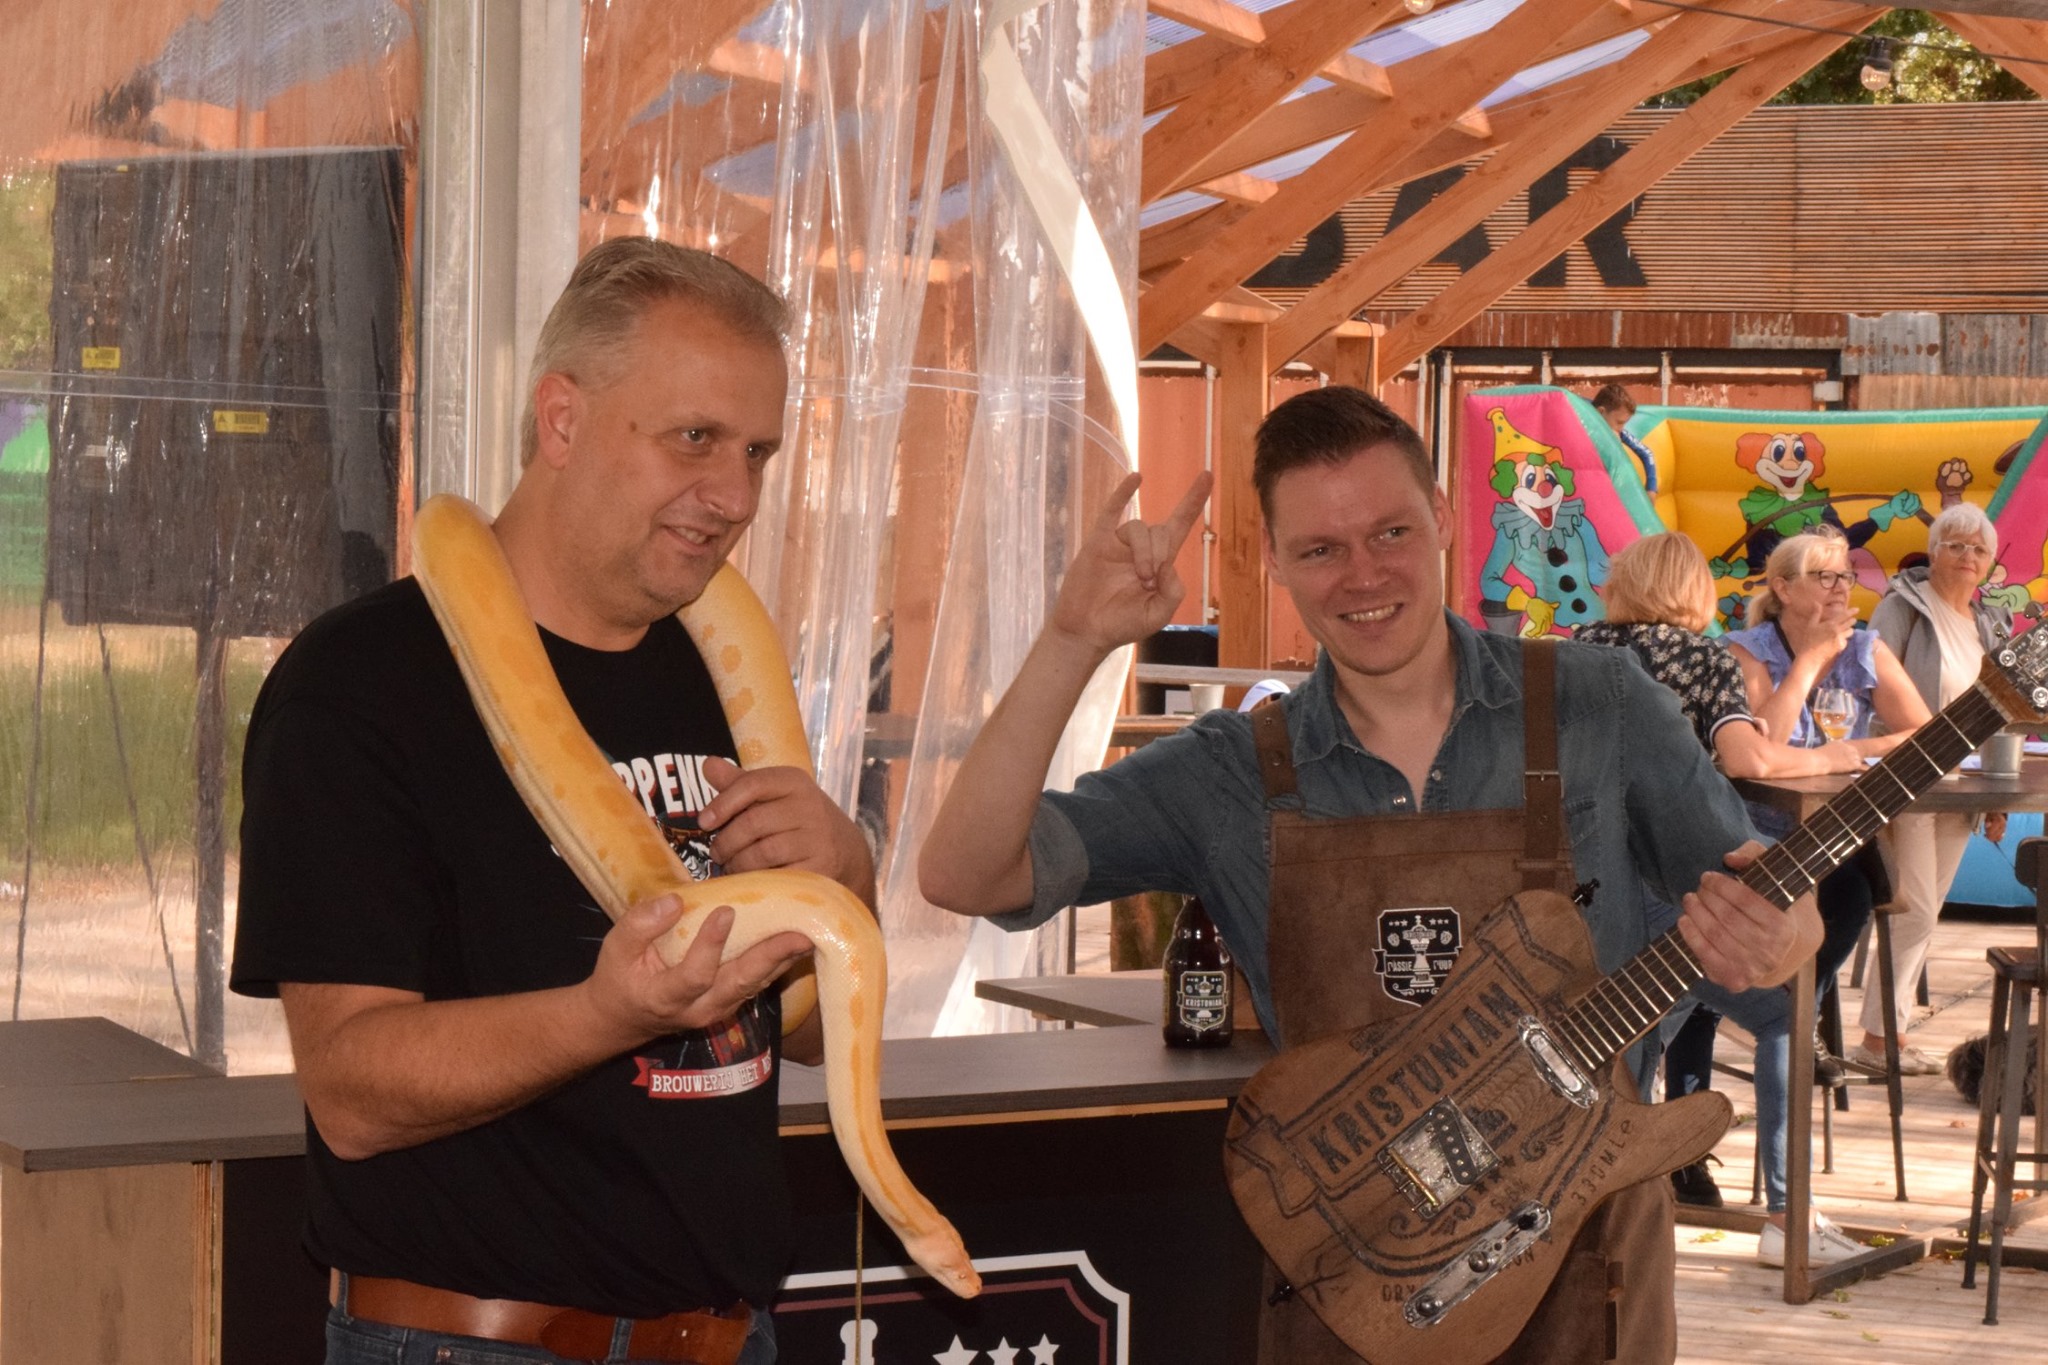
[933,1336,979,1365]
[1030,1335,1059,1365]
[987,1340,1020,1365]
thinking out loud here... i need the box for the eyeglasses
[1803,570,1855,591]
[1936,540,1993,559]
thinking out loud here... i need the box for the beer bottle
[1162,897,1234,1047]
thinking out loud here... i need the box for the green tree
[0,171,53,374]
[1647,10,2037,109]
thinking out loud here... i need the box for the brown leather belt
[333,1271,751,1365]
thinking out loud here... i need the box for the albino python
[412,493,980,1299]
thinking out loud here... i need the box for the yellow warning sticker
[81,347,121,370]
[211,410,270,435]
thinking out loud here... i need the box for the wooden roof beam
[1374,22,1868,382]
[1138,1,1866,281]
[1936,12,2048,100]
[1269,0,1874,364]
[1143,2,1397,113]
[583,0,768,184]
[1137,0,1616,352]
[1168,0,1780,188]
[1148,0,1267,47]
[1142,0,1415,204]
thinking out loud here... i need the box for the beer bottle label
[1175,970,1230,1032]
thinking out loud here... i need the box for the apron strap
[1251,696,1298,801]
[1520,636,1569,892]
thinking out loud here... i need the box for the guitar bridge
[1405,1202,1552,1328]
[1377,1098,1499,1218]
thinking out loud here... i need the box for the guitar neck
[1552,677,2013,1073]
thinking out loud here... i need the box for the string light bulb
[1859,36,1894,92]
[1403,0,1436,14]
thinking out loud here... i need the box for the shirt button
[1393,794,1410,807]
[1429,768,1443,783]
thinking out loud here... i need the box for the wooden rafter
[1149,0,1266,47]
[1141,0,1412,204]
[1142,0,1396,114]
[582,0,767,191]
[1134,1,1866,283]
[1268,0,1879,364]
[1937,12,2048,100]
[1136,0,1616,353]
[1162,0,1670,188]
[1373,23,1867,381]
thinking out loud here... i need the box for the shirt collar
[1288,610,1519,768]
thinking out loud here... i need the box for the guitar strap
[1249,637,1569,889]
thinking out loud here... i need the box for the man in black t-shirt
[231,239,873,1365]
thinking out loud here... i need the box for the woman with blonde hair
[1580,533,1869,1266]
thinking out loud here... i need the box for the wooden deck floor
[1670,914,2046,1362]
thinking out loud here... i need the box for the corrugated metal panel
[1943,313,2035,377]
[1352,308,1847,351]
[1250,104,2048,316]
[1857,375,2048,409]
[1843,313,1941,375]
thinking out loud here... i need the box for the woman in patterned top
[1579,533,1867,1268]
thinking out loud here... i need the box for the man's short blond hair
[1603,532,1716,633]
[518,237,788,465]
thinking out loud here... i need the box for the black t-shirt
[230,579,790,1314]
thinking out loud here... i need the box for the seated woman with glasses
[1860,503,2014,1076]
[1580,533,1873,1264]
[1725,529,1934,1071]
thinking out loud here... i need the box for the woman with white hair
[1859,502,2013,1074]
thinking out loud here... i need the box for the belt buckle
[536,1309,615,1361]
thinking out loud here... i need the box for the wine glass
[1811,686,1854,743]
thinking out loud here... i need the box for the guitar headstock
[1991,614,2048,721]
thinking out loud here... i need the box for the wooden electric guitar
[1225,632,2048,1365]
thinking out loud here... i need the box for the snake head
[906,1228,983,1298]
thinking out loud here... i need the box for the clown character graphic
[1711,430,1921,581]
[1478,406,1610,637]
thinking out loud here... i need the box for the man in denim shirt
[921,386,1820,1363]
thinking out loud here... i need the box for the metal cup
[1981,731,2024,777]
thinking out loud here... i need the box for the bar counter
[0,1018,1270,1365]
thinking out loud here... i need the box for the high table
[1734,757,2048,1303]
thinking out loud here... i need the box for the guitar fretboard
[1551,681,2011,1073]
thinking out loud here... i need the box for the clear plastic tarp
[2,0,1144,1070]
[0,0,414,1073]
[581,0,1143,1035]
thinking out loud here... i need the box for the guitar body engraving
[1225,890,1730,1365]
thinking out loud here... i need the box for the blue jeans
[1679,976,1792,1213]
[324,1291,776,1365]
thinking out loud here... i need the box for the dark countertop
[0,1018,1270,1172]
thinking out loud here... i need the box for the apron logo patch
[1373,908,1462,1005]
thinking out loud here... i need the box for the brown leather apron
[1251,639,1677,1365]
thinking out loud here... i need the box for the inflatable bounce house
[1455,385,2048,905]
[1457,386,2048,636]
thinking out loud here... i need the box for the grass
[0,613,267,872]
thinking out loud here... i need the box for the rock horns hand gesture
[1050,471,1214,656]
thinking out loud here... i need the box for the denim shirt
[1004,612,1759,1036]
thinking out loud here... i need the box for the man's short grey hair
[518,237,788,465]
[1927,500,1996,553]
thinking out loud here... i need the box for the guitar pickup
[1377,1098,1499,1219]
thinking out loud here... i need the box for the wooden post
[1327,327,1380,394]
[1214,319,1271,672]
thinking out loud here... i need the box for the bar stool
[1961,836,2048,1325]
